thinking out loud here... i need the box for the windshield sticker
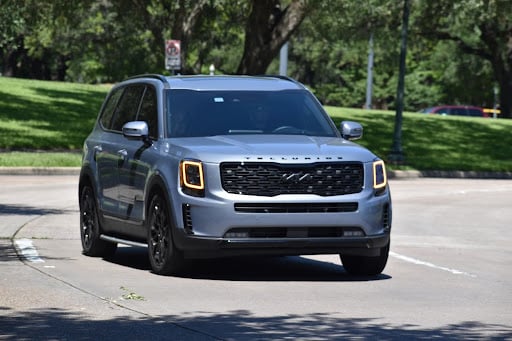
[214,97,224,103]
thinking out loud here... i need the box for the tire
[147,193,185,275]
[79,185,117,257]
[340,241,390,276]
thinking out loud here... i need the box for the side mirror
[122,121,150,143]
[340,121,363,140]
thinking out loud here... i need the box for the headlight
[373,160,387,190]
[180,160,205,197]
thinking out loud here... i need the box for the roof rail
[128,74,169,85]
[258,74,305,88]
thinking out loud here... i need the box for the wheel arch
[145,171,176,225]
[78,167,96,201]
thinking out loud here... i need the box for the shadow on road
[105,246,391,282]
[0,307,510,340]
[0,243,20,262]
[0,204,71,216]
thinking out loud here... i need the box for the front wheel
[147,193,185,275]
[79,185,117,257]
[340,241,390,276]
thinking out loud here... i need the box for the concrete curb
[1,167,512,179]
[388,169,512,180]
[0,167,81,176]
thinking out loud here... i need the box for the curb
[388,169,512,180]
[1,167,512,179]
[0,167,81,176]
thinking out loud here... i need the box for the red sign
[165,40,181,70]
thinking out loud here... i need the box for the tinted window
[99,87,123,130]
[166,89,337,138]
[467,109,483,117]
[110,85,145,132]
[137,86,158,139]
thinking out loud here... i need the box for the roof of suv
[131,74,306,91]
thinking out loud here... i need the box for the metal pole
[364,32,374,109]
[389,0,410,164]
[279,42,288,76]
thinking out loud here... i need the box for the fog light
[343,230,364,237]
[225,231,249,238]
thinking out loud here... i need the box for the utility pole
[364,32,374,109]
[389,0,410,164]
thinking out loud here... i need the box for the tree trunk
[236,0,308,75]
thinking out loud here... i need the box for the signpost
[165,39,181,72]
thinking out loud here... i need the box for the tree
[416,0,512,118]
[236,0,309,75]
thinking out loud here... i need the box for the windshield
[166,89,338,138]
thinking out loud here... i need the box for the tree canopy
[1,0,510,117]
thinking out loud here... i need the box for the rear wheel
[340,241,390,276]
[79,185,117,257]
[147,193,185,275]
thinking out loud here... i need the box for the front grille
[221,162,364,196]
[234,202,358,213]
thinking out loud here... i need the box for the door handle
[117,149,128,158]
[93,145,102,161]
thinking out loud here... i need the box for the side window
[468,109,482,117]
[451,108,465,116]
[137,86,158,139]
[110,85,145,132]
[99,87,123,130]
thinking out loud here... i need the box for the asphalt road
[1,175,511,340]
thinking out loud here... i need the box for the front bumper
[174,229,390,259]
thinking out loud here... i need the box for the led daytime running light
[181,160,204,190]
[373,160,387,189]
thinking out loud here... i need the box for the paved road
[1,175,511,340]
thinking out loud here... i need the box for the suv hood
[165,135,378,163]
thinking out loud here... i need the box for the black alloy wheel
[79,185,117,257]
[147,193,184,275]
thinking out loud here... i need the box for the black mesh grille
[221,162,364,196]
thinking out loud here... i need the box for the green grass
[0,76,109,150]
[1,76,511,171]
[0,151,81,167]
[326,107,512,172]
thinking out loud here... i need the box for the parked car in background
[79,74,392,277]
[420,105,487,117]
[483,108,501,118]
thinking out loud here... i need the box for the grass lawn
[1,76,511,171]
[327,107,512,172]
[0,76,109,150]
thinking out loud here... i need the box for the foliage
[0,0,510,115]
[413,0,512,117]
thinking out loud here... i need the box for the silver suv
[79,75,392,276]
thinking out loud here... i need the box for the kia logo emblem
[281,172,313,184]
